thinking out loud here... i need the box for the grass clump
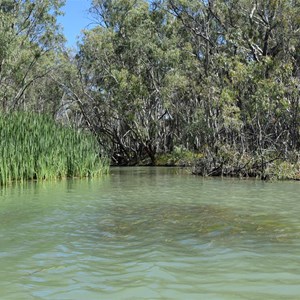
[0,112,109,185]
[265,160,300,180]
[156,146,203,167]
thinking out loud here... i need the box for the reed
[0,112,109,185]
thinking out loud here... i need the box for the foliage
[70,0,199,165]
[0,0,65,112]
[265,160,300,180]
[156,146,203,166]
[66,0,300,173]
[0,113,109,185]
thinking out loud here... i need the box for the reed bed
[0,112,109,185]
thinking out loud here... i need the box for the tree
[73,0,198,164]
[0,0,65,112]
[60,0,299,173]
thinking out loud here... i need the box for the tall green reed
[0,112,109,185]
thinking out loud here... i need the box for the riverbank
[154,148,300,181]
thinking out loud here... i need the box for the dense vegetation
[0,0,299,179]
[0,113,109,185]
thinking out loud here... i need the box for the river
[0,167,299,299]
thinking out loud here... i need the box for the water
[0,167,299,299]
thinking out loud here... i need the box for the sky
[58,0,94,48]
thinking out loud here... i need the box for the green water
[0,167,299,300]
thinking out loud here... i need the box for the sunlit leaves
[67,0,300,169]
[0,0,65,111]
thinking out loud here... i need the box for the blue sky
[58,0,93,48]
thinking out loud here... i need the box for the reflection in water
[97,202,294,245]
[0,167,300,300]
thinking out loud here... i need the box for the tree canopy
[0,0,65,112]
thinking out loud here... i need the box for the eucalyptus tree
[215,0,300,157]
[67,0,299,170]
[0,0,65,112]
[164,0,239,154]
[75,0,198,164]
[165,0,300,165]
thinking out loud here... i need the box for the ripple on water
[1,170,300,299]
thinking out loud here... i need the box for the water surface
[0,167,300,299]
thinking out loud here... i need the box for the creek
[0,167,299,299]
